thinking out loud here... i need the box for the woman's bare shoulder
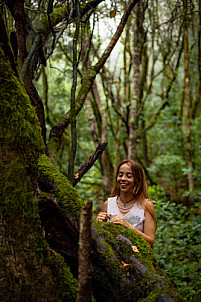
[145,199,155,212]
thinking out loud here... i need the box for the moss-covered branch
[38,154,84,222]
[22,0,105,79]
[36,0,104,35]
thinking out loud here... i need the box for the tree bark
[85,94,100,149]
[192,0,201,119]
[183,0,194,193]
[128,1,142,160]
[68,0,80,183]
[78,201,93,302]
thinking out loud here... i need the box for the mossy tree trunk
[0,45,78,301]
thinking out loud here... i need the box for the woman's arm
[96,200,111,221]
[133,200,155,247]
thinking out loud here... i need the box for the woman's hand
[110,215,132,229]
[96,212,111,222]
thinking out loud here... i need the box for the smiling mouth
[120,183,128,187]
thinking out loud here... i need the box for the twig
[73,142,108,187]
[21,33,41,81]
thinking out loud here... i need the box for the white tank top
[107,196,145,232]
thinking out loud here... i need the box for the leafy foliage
[149,185,201,301]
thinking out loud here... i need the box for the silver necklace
[118,203,135,211]
[119,196,133,208]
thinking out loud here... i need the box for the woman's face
[117,163,135,194]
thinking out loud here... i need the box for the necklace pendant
[124,203,126,208]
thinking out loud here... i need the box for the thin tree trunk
[183,0,194,192]
[68,0,80,183]
[128,1,142,159]
[192,0,201,119]
[91,82,111,196]
[141,117,149,167]
[78,201,93,302]
[41,65,49,123]
[141,31,149,166]
[114,119,122,171]
[85,94,100,149]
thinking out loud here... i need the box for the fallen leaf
[132,245,140,253]
[122,263,132,270]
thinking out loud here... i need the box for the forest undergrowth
[150,186,201,302]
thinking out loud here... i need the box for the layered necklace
[118,196,135,212]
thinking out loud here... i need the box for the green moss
[93,222,139,292]
[36,6,68,34]
[95,221,155,269]
[38,154,84,222]
[46,135,60,156]
[93,221,183,301]
[139,285,182,302]
[0,47,78,301]
[0,54,44,174]
[36,1,100,35]
[76,67,97,103]
[47,249,78,301]
[0,46,44,236]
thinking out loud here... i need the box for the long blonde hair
[111,159,156,224]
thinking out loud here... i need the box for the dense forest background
[36,1,200,298]
[1,0,201,301]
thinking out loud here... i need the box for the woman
[96,159,156,247]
